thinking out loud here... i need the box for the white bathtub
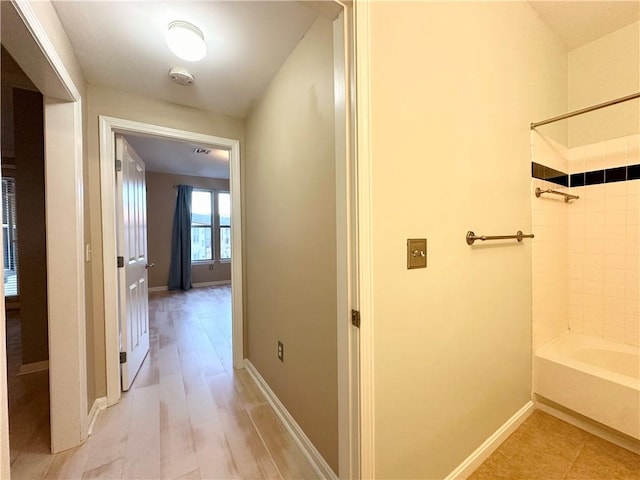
[534,332,640,440]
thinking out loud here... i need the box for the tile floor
[469,410,640,480]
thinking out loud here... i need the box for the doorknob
[146,263,155,269]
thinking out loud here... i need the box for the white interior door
[115,135,150,391]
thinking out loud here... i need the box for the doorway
[1,0,88,466]
[1,49,52,475]
[99,116,243,405]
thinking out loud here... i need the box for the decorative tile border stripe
[532,162,640,188]
[531,162,568,187]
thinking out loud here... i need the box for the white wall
[568,21,640,147]
[568,134,640,346]
[362,2,567,478]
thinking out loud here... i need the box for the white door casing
[333,4,361,479]
[100,117,243,405]
[115,136,150,391]
[354,0,375,477]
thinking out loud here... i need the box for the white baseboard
[87,396,108,436]
[193,280,231,288]
[148,286,168,292]
[445,401,534,480]
[18,360,49,376]
[244,360,338,480]
[149,280,231,292]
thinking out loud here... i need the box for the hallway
[9,286,320,479]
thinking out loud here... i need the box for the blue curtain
[168,185,193,290]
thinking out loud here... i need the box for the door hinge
[351,309,361,328]
[117,256,124,268]
[115,159,122,172]
[119,351,126,363]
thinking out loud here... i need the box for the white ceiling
[50,1,639,178]
[124,134,230,178]
[51,1,325,178]
[528,1,640,50]
[51,1,320,119]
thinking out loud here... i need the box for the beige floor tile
[469,410,640,480]
[508,411,588,462]
[565,436,640,480]
[478,442,574,479]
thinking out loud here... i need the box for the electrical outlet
[277,341,284,362]
[208,264,214,270]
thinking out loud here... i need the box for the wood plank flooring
[8,286,320,480]
[6,309,51,473]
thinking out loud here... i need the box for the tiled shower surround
[532,133,640,350]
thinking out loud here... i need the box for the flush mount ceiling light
[166,21,206,62]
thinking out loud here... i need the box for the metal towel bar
[466,230,535,245]
[535,187,579,203]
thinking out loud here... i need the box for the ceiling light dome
[166,21,206,62]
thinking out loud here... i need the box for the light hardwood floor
[8,286,320,479]
[6,309,50,472]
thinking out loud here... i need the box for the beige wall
[86,84,244,399]
[244,18,338,472]
[568,21,640,146]
[145,171,231,289]
[364,2,567,478]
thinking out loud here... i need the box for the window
[218,192,231,260]
[2,177,19,297]
[190,189,231,263]
[191,190,212,262]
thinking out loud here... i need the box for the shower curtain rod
[531,91,640,129]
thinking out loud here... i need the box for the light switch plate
[407,238,427,269]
